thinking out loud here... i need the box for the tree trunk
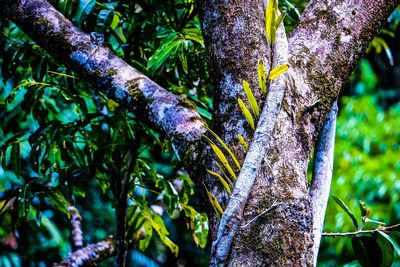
[1,0,398,266]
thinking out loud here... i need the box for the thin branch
[67,206,84,251]
[322,222,400,237]
[53,238,116,267]
[115,151,136,267]
[309,101,338,264]
[240,200,281,228]
[209,19,289,266]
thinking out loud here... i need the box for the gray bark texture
[1,0,398,266]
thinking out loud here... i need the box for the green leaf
[139,222,153,251]
[147,37,181,72]
[275,10,287,29]
[269,64,289,80]
[207,190,223,217]
[143,208,179,256]
[332,196,358,229]
[238,98,255,129]
[258,60,267,95]
[243,80,259,117]
[378,231,400,256]
[193,212,208,248]
[352,236,382,267]
[204,136,237,180]
[265,0,278,45]
[238,134,249,152]
[73,0,96,25]
[359,200,368,217]
[206,127,241,170]
[207,170,232,196]
[375,232,394,267]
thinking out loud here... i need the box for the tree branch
[115,151,136,267]
[67,206,84,252]
[53,238,115,267]
[210,21,289,266]
[0,0,206,159]
[288,0,398,121]
[322,222,400,237]
[309,101,338,265]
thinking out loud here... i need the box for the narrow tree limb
[322,222,400,237]
[0,0,206,159]
[209,23,289,266]
[67,206,84,252]
[54,238,116,267]
[309,101,338,266]
[115,151,136,267]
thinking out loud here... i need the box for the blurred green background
[0,0,399,266]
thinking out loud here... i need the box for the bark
[0,0,206,159]
[2,0,399,266]
[54,238,115,267]
[67,206,84,252]
[309,102,338,265]
[198,0,397,266]
[210,22,289,266]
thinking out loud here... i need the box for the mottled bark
[0,0,206,159]
[310,102,338,265]
[54,238,115,267]
[198,0,272,159]
[198,0,398,266]
[67,206,84,252]
[210,23,289,266]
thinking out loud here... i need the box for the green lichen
[106,68,118,76]
[126,77,144,100]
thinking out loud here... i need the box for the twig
[115,151,136,267]
[53,238,116,267]
[322,222,400,237]
[67,206,84,251]
[240,200,280,228]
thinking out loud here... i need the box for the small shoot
[215,161,235,185]
[269,64,289,80]
[203,183,223,219]
[265,0,286,45]
[276,10,287,30]
[238,98,255,129]
[206,127,241,171]
[265,0,278,45]
[238,134,249,152]
[204,136,237,180]
[207,170,232,196]
[243,80,259,117]
[258,60,267,95]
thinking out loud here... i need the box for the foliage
[0,0,399,266]
[328,197,400,267]
[0,0,210,266]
